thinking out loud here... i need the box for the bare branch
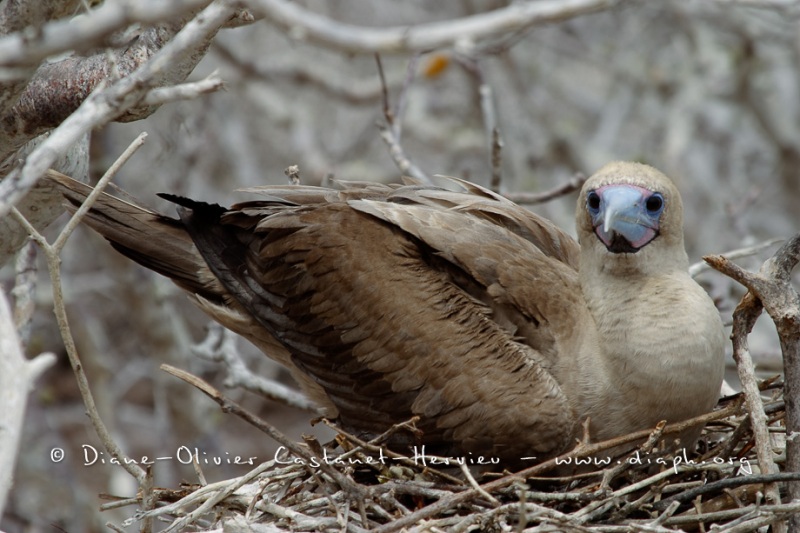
[160,364,368,499]
[0,289,56,519]
[375,54,431,184]
[8,134,152,489]
[490,128,503,193]
[0,0,237,220]
[705,233,800,528]
[0,0,213,70]
[191,322,318,412]
[504,172,587,205]
[52,131,148,252]
[213,40,398,104]
[139,73,225,107]
[377,124,431,184]
[689,237,783,277]
[251,0,618,55]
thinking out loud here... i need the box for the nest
[104,371,798,533]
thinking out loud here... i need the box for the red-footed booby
[47,161,725,464]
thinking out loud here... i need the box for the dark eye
[587,191,601,211]
[645,193,664,214]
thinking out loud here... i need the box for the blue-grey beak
[587,185,663,253]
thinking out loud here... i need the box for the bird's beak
[591,185,660,253]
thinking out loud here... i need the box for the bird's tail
[45,170,222,303]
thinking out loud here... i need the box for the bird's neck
[583,269,691,353]
[569,258,724,442]
[579,251,697,368]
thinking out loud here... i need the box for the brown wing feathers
[228,203,573,457]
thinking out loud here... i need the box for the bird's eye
[645,193,664,214]
[587,191,601,212]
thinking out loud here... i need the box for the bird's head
[576,161,688,275]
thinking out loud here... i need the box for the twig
[377,123,431,181]
[371,402,743,533]
[135,461,276,529]
[319,417,466,485]
[490,127,503,193]
[0,290,56,519]
[459,463,501,507]
[375,55,393,127]
[504,172,587,204]
[9,133,149,486]
[160,364,369,498]
[190,322,318,412]
[393,55,420,140]
[0,0,237,219]
[52,132,148,252]
[375,55,431,184]
[451,53,503,191]
[689,237,783,277]
[214,41,395,104]
[140,466,155,533]
[571,422,668,522]
[141,73,225,106]
[722,294,781,507]
[657,500,800,527]
[705,232,800,517]
[0,0,212,68]
[652,471,800,512]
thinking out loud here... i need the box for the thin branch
[393,54,420,140]
[9,133,150,485]
[190,322,318,412]
[689,237,783,277]
[490,127,503,193]
[657,501,800,527]
[0,289,56,519]
[52,132,148,252]
[504,172,587,205]
[0,0,237,219]
[0,0,213,69]
[214,40,396,104]
[375,55,393,127]
[160,364,369,499]
[459,463,500,507]
[136,461,277,530]
[705,233,800,529]
[457,55,504,192]
[251,0,618,55]
[375,54,431,184]
[141,73,225,107]
[652,472,800,512]
[377,125,432,184]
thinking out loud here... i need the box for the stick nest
[107,379,797,533]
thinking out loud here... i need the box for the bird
[46,161,725,465]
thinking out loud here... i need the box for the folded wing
[49,171,586,461]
